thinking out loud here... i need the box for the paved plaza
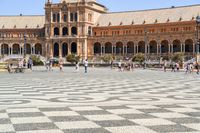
[0,67,200,133]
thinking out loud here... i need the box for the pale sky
[0,0,199,15]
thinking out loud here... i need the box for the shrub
[101,54,113,63]
[30,55,44,66]
[66,54,80,64]
[132,53,145,64]
[171,52,184,62]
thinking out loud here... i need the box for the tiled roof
[96,4,200,27]
[0,16,45,29]
[60,0,96,3]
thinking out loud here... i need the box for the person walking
[196,62,199,75]
[84,59,88,73]
[118,60,122,72]
[75,61,79,72]
[59,59,63,72]
[163,60,167,72]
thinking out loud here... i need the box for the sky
[0,0,200,15]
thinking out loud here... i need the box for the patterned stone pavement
[0,67,200,133]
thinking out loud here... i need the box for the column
[136,45,138,53]
[171,44,173,53]
[10,46,12,55]
[50,43,53,58]
[193,43,195,53]
[111,45,114,54]
[181,44,183,52]
[68,43,71,55]
[168,44,171,53]
[182,44,185,53]
[20,46,22,55]
[0,45,1,56]
[147,45,150,54]
[101,44,103,55]
[157,44,159,55]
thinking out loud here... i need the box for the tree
[101,54,113,63]
[132,53,145,64]
[66,54,80,64]
[171,52,184,62]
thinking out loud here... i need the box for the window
[63,14,67,22]
[75,12,78,22]
[54,27,59,36]
[88,26,92,36]
[71,27,77,36]
[53,14,56,22]
[88,13,92,22]
[57,13,60,22]
[70,13,74,21]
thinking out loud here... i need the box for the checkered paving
[0,67,200,133]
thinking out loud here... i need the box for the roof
[96,4,200,27]
[0,15,45,29]
[60,0,96,3]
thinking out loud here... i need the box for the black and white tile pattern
[0,67,200,133]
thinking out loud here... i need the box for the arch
[71,42,77,54]
[173,39,181,53]
[127,41,134,54]
[35,43,42,55]
[116,42,123,54]
[62,43,68,57]
[185,39,193,53]
[94,42,101,54]
[71,27,77,35]
[149,40,157,53]
[1,44,9,55]
[12,44,20,54]
[161,40,169,53]
[54,27,59,36]
[62,27,68,36]
[138,41,145,53]
[53,43,59,57]
[25,43,31,54]
[105,42,112,54]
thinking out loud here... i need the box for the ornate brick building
[0,0,200,60]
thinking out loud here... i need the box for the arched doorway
[71,27,77,36]
[62,27,68,36]
[94,42,101,54]
[161,40,169,53]
[127,41,134,54]
[105,42,112,54]
[71,42,77,54]
[149,40,157,53]
[173,40,181,53]
[116,42,123,54]
[54,27,59,36]
[1,44,9,55]
[35,43,42,55]
[138,41,145,53]
[13,44,20,54]
[54,43,59,57]
[185,39,193,53]
[26,44,31,54]
[62,43,68,57]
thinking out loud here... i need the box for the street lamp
[144,29,148,69]
[196,15,200,62]
[24,33,27,58]
[2,32,5,58]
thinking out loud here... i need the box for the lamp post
[196,15,200,62]
[2,32,5,58]
[24,33,27,58]
[144,29,148,69]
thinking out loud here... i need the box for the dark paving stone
[155,104,184,108]
[138,108,172,113]
[167,117,200,124]
[183,112,200,117]
[49,116,88,122]
[8,112,44,117]
[148,124,196,133]
[0,118,11,124]
[95,120,137,127]
[99,106,130,110]
[63,128,110,133]
[0,110,6,113]
[14,123,58,131]
[77,110,111,115]
[39,107,71,112]
[120,113,156,119]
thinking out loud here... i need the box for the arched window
[71,27,77,36]
[62,43,68,57]
[62,27,68,36]
[63,14,67,22]
[1,44,9,55]
[94,42,101,54]
[35,43,42,55]
[12,44,20,55]
[54,27,59,36]
[53,43,59,57]
[71,42,77,54]
[105,42,112,54]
